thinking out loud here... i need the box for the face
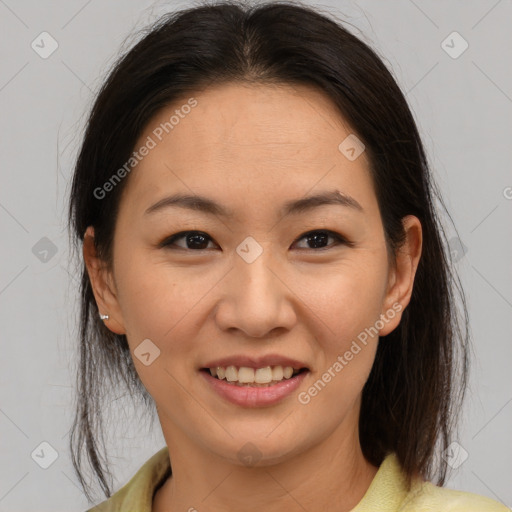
[85,82,419,467]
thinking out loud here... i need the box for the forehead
[120,82,373,213]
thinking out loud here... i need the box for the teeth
[255,367,273,384]
[238,367,255,383]
[272,365,284,381]
[225,366,238,382]
[208,365,301,385]
[283,366,293,379]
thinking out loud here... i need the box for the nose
[214,247,297,339]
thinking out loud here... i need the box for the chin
[202,428,312,468]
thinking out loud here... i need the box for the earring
[99,313,109,320]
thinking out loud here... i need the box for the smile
[200,366,309,407]
[206,365,305,386]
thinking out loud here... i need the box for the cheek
[296,255,387,397]
[113,252,216,400]
[114,237,388,353]
[301,258,387,337]
[113,247,215,349]
[298,270,383,413]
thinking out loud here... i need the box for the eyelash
[159,229,353,252]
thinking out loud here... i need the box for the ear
[82,226,126,335]
[379,215,422,336]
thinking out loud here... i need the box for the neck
[153,421,378,512]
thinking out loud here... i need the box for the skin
[83,82,422,512]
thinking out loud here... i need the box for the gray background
[1,0,511,510]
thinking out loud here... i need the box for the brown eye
[160,229,352,252]
[292,230,351,250]
[161,231,217,250]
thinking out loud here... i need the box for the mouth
[200,365,309,387]
[200,364,310,407]
[199,355,311,406]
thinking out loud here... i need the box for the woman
[67,1,507,511]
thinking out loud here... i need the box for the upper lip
[202,354,309,370]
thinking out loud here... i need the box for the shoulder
[400,481,510,512]
[355,453,509,512]
[85,446,171,512]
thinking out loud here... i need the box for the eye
[160,230,217,250]
[160,229,352,252]
[292,230,351,250]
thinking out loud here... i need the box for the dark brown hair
[67,0,469,502]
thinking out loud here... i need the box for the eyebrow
[144,189,363,218]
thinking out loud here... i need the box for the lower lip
[200,370,309,407]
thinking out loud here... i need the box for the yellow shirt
[87,446,508,511]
